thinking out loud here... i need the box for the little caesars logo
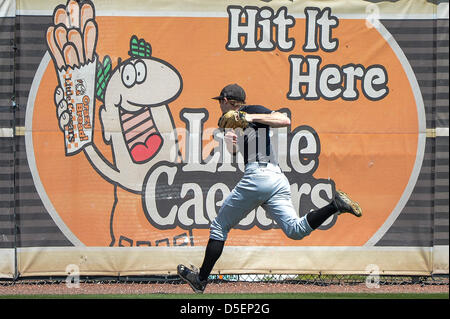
[142,115,332,231]
[30,2,421,247]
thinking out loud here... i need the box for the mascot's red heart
[130,134,162,163]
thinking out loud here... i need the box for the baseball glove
[218,110,249,129]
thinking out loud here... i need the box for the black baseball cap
[212,83,246,103]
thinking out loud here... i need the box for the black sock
[199,238,225,281]
[306,202,338,230]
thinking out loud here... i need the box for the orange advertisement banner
[26,0,425,249]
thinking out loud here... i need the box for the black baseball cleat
[334,190,362,217]
[177,264,207,294]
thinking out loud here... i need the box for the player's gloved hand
[54,86,71,132]
[218,110,249,129]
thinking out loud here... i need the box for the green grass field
[1,292,448,299]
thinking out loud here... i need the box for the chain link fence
[1,274,448,287]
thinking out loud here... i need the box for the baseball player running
[177,83,362,293]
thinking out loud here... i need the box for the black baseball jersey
[238,104,277,165]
